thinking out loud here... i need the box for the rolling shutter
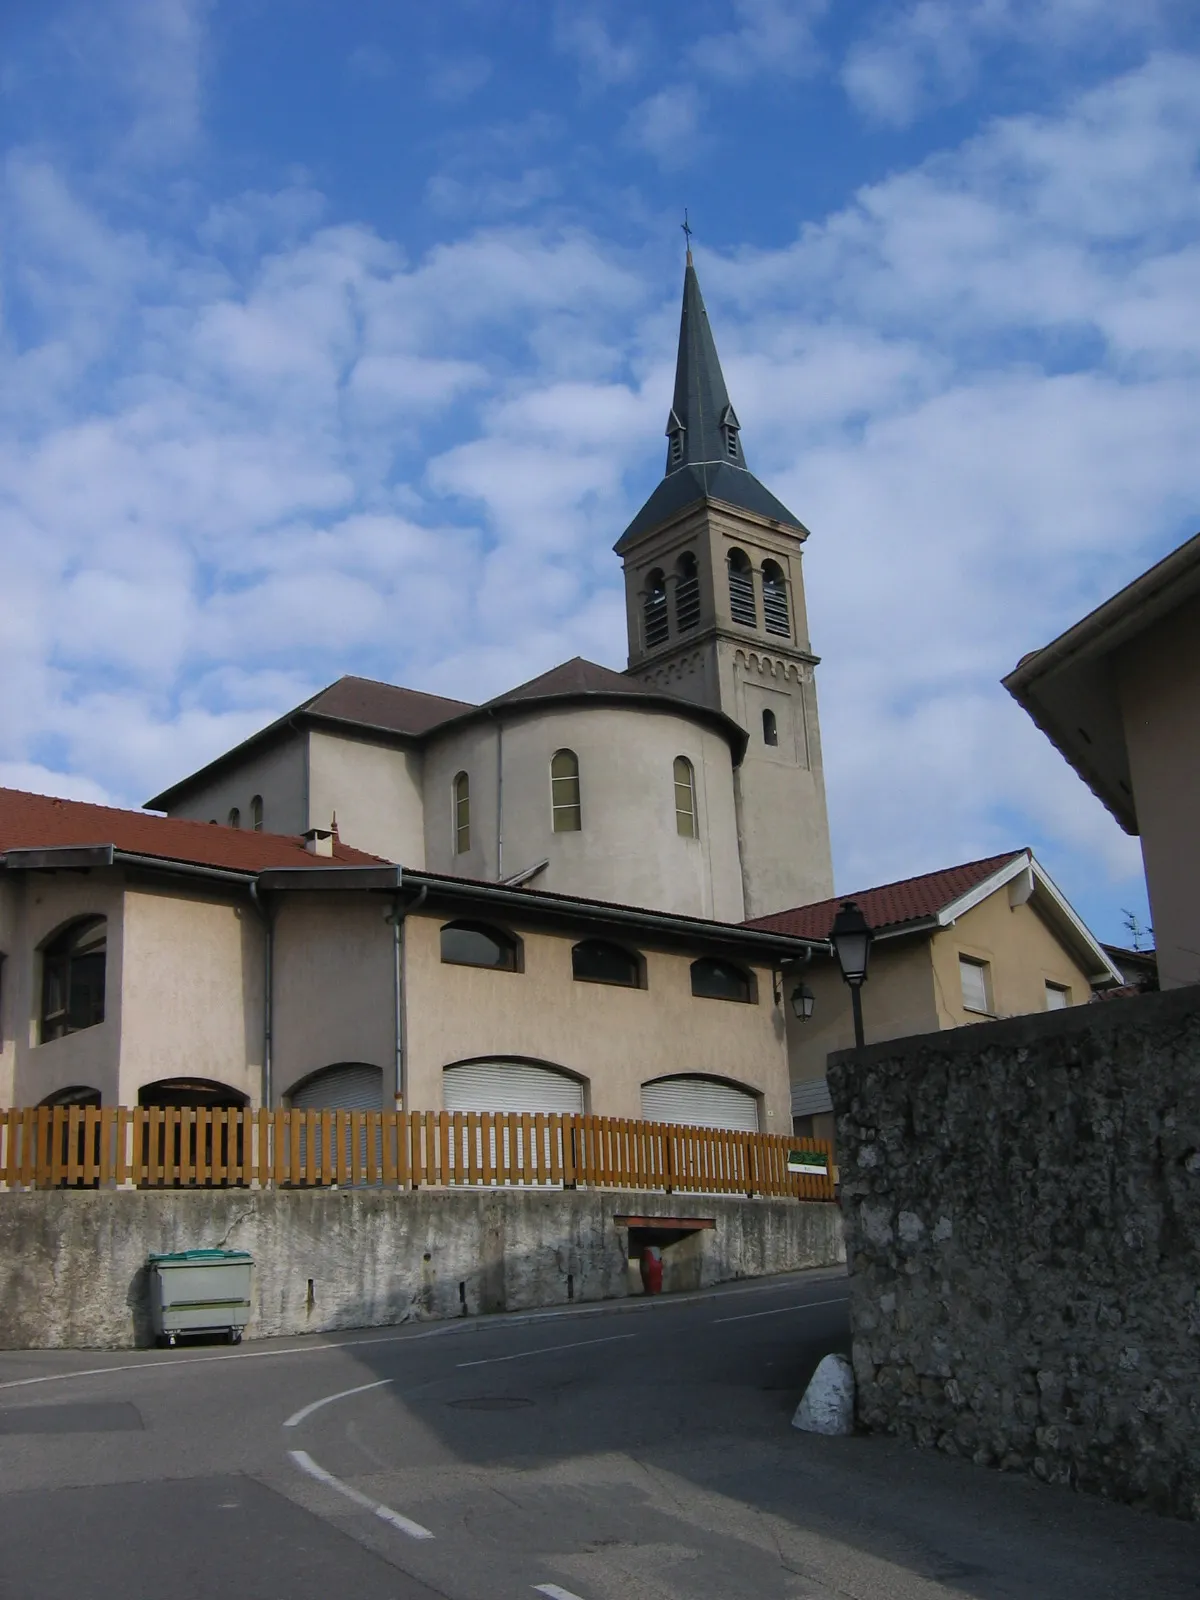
[641,1076,759,1132]
[442,1060,584,1115]
[291,1063,383,1111]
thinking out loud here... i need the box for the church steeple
[616,251,806,555]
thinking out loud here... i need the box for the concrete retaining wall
[829,984,1200,1520]
[0,1187,844,1350]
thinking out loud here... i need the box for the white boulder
[792,1353,855,1435]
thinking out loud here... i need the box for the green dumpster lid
[148,1249,253,1264]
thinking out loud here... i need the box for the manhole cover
[447,1396,535,1412]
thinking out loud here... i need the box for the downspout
[248,880,274,1110]
[390,882,427,1110]
[495,714,504,881]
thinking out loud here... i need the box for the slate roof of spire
[615,253,807,553]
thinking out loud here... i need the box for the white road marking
[457,1332,636,1369]
[712,1295,848,1324]
[288,1448,434,1540]
[534,1585,589,1599]
[284,1377,393,1428]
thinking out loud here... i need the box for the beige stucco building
[1004,531,1200,991]
[746,850,1121,1146]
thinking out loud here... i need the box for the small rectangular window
[1045,982,1070,1010]
[959,956,991,1015]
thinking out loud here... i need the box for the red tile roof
[0,787,384,875]
[744,852,1024,940]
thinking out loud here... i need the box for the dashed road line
[712,1295,848,1324]
[534,1585,589,1599]
[456,1332,637,1368]
[287,1448,434,1540]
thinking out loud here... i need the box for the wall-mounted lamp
[789,982,815,1022]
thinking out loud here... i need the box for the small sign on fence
[787,1148,829,1177]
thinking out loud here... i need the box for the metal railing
[0,1106,835,1201]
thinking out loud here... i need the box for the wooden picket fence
[0,1105,835,1201]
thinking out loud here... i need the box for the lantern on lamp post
[829,900,874,1049]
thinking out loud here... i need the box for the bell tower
[616,250,834,918]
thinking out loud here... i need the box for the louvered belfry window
[643,569,669,648]
[551,748,582,832]
[727,549,757,627]
[674,551,700,633]
[762,560,790,637]
[674,755,697,838]
[453,771,470,854]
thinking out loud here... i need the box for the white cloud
[625,85,705,169]
[426,54,493,104]
[554,8,645,87]
[690,0,827,83]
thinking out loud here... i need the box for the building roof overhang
[1002,530,1200,834]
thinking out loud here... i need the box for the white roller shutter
[443,1061,584,1115]
[641,1076,760,1132]
[292,1063,383,1111]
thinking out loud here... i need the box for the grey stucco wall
[828,985,1200,1520]
[0,1188,844,1350]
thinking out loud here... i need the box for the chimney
[303,827,334,857]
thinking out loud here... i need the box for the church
[149,249,836,925]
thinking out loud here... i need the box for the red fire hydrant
[639,1243,663,1295]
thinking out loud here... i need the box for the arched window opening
[571,939,642,988]
[289,1062,384,1112]
[762,708,778,747]
[641,1074,759,1132]
[643,569,669,648]
[443,1059,585,1116]
[550,748,582,833]
[228,807,241,829]
[453,771,471,854]
[674,551,700,633]
[673,756,697,839]
[137,1079,249,1109]
[38,1085,101,1109]
[250,795,263,832]
[440,921,521,972]
[762,560,790,637]
[41,917,106,1043]
[727,549,757,627]
[690,957,754,1004]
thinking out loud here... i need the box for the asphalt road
[1,1268,1197,1600]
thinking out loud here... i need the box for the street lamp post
[829,900,874,1049]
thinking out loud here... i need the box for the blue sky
[2,0,1198,946]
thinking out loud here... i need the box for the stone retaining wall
[0,1186,844,1349]
[828,985,1200,1520]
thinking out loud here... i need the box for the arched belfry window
[673,756,697,838]
[453,771,470,854]
[250,795,263,832]
[674,552,700,633]
[727,549,757,627]
[550,749,582,832]
[762,560,790,637]
[41,916,107,1042]
[643,569,669,648]
[762,708,778,747]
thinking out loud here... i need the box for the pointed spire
[664,253,745,477]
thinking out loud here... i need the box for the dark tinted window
[41,917,106,1042]
[690,957,753,1003]
[440,921,520,971]
[572,939,640,988]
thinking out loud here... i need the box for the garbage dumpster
[148,1249,253,1347]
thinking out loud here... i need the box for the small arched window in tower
[453,771,470,854]
[762,560,790,637]
[674,756,697,838]
[674,552,700,633]
[228,807,240,829]
[728,549,757,627]
[762,708,778,747]
[551,749,582,832]
[250,795,263,832]
[643,569,669,648]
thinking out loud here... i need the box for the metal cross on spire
[681,209,692,261]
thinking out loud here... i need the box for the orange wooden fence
[0,1106,836,1200]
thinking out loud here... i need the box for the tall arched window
[762,560,790,637]
[674,551,700,633]
[643,569,669,648]
[228,807,241,829]
[762,708,778,747]
[551,749,582,832]
[250,795,263,832]
[41,917,107,1042]
[453,771,471,854]
[673,756,697,838]
[728,549,757,627]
